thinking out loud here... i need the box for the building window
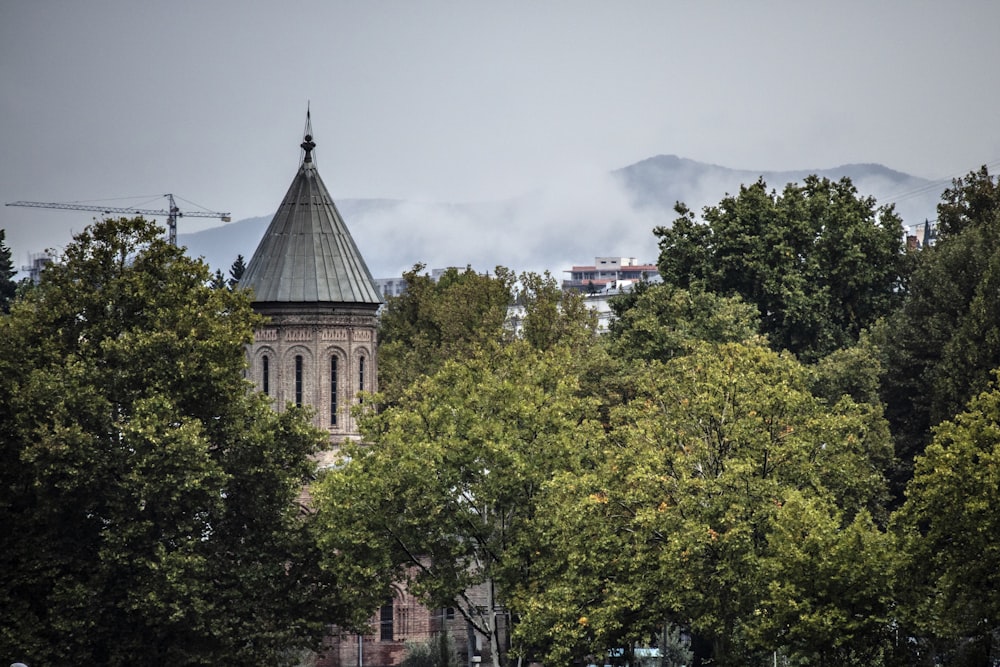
[262,355,269,395]
[358,356,365,397]
[295,355,303,406]
[379,601,393,641]
[330,356,338,425]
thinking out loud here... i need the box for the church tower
[240,113,382,448]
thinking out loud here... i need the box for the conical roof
[240,124,382,305]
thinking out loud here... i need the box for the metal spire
[300,103,316,165]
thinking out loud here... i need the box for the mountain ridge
[625,153,918,179]
[181,155,943,280]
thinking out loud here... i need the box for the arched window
[358,356,365,397]
[262,354,270,395]
[379,600,393,641]
[295,355,303,406]
[330,356,338,425]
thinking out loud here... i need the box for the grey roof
[240,131,382,305]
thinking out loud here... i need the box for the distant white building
[508,273,661,334]
[373,276,408,299]
[21,252,54,284]
[579,276,661,332]
[563,256,659,293]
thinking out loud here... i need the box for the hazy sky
[2,0,999,270]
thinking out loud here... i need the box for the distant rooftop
[562,256,660,293]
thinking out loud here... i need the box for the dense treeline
[315,169,1000,666]
[3,168,1000,666]
[0,220,345,665]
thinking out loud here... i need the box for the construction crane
[6,193,231,246]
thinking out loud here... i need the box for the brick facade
[247,304,378,451]
[314,581,503,667]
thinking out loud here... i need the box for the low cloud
[182,158,941,282]
[346,164,664,279]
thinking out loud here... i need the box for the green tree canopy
[752,491,895,665]
[515,270,598,353]
[879,166,1000,488]
[0,229,16,312]
[313,341,604,666]
[606,280,761,363]
[655,176,907,362]
[228,253,246,287]
[376,264,516,404]
[377,266,599,408]
[514,342,893,666]
[808,332,884,408]
[892,378,1000,663]
[0,217,340,666]
[209,266,227,289]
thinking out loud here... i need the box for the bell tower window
[262,355,270,395]
[330,356,338,425]
[358,356,365,401]
[295,355,303,406]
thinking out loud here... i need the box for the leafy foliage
[753,491,895,665]
[304,168,1000,664]
[228,253,246,287]
[0,229,16,312]
[0,217,340,666]
[314,341,604,664]
[655,176,907,362]
[606,280,760,362]
[515,270,599,352]
[210,266,228,289]
[808,333,884,407]
[376,264,516,405]
[893,379,1000,660]
[400,631,459,667]
[514,342,893,665]
[880,166,1000,488]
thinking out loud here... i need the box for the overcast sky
[2,1,999,271]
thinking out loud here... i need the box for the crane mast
[6,194,231,246]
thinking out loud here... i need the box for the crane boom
[6,194,231,246]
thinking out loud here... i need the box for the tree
[0,229,16,312]
[655,176,907,362]
[753,491,895,666]
[400,631,459,667]
[209,266,228,289]
[228,253,246,287]
[892,379,1000,664]
[515,271,598,353]
[376,264,515,404]
[313,341,604,667]
[514,342,893,666]
[808,332,884,407]
[606,280,760,363]
[879,166,1000,490]
[0,217,341,666]
[205,255,246,291]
